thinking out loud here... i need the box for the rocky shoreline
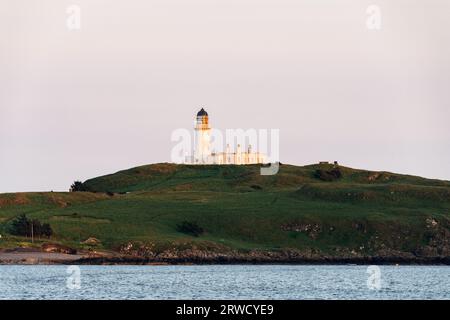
[74,255,450,265]
[1,247,449,265]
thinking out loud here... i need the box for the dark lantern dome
[197,108,208,117]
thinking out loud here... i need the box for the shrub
[314,168,342,182]
[176,221,204,237]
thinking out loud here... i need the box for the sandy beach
[0,248,84,265]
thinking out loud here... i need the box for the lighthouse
[190,107,266,165]
[194,108,211,164]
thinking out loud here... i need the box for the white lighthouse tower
[194,108,211,163]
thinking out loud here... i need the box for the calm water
[0,265,449,300]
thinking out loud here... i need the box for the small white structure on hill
[187,108,266,165]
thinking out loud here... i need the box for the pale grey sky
[1,0,449,192]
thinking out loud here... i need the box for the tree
[41,223,53,238]
[10,214,30,237]
[70,180,88,192]
[8,214,53,239]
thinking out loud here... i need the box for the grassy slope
[0,163,449,257]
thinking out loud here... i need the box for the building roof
[197,108,208,117]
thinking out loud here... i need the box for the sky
[0,0,449,192]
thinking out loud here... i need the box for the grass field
[0,163,449,258]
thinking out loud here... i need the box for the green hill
[1,163,449,263]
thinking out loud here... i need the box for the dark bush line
[176,221,204,237]
[314,168,342,181]
[9,214,53,239]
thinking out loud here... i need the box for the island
[0,162,449,265]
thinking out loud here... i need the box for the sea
[0,265,448,300]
